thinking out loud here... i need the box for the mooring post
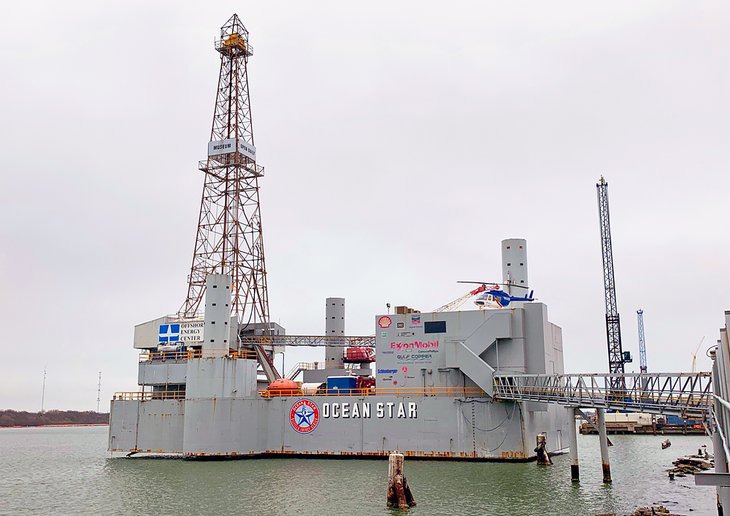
[535,433,553,465]
[596,408,612,483]
[387,452,416,509]
[568,407,579,482]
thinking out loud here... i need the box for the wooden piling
[387,452,416,509]
[535,433,553,465]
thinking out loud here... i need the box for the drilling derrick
[596,177,626,390]
[180,14,269,331]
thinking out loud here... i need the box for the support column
[597,408,612,483]
[568,407,579,482]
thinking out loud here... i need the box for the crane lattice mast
[179,14,269,330]
[637,309,647,374]
[597,177,626,389]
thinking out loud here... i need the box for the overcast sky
[1,1,728,411]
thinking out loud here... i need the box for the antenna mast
[597,177,627,390]
[179,14,269,330]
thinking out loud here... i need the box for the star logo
[290,399,320,433]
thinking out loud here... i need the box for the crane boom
[597,177,626,390]
[637,309,647,374]
[434,285,487,312]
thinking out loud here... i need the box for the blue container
[665,415,700,425]
[327,376,357,395]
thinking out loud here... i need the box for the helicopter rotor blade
[456,281,530,290]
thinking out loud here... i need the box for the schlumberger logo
[377,369,397,374]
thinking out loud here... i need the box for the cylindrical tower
[501,238,528,295]
[325,297,345,368]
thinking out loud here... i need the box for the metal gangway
[493,372,712,420]
[491,371,713,488]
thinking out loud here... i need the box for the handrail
[112,391,186,401]
[285,361,326,379]
[493,372,712,418]
[113,386,485,401]
[139,349,257,362]
[259,386,485,399]
[711,403,730,466]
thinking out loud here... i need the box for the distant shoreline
[1,423,109,429]
[0,410,109,428]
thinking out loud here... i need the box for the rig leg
[597,408,612,483]
[568,407,579,482]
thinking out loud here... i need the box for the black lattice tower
[637,309,647,374]
[597,176,625,389]
[180,14,269,329]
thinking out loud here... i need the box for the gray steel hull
[109,394,570,460]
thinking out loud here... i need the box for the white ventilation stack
[501,239,528,296]
[203,274,232,358]
[325,297,345,368]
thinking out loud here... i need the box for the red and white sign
[378,316,393,329]
[290,399,320,434]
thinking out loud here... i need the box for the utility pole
[96,371,102,413]
[597,177,630,391]
[41,366,47,413]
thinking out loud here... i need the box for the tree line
[0,410,109,427]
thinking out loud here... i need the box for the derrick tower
[596,176,627,389]
[180,14,269,329]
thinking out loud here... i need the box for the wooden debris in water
[666,455,713,477]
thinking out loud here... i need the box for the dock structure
[695,310,730,512]
[493,371,712,484]
[493,372,711,418]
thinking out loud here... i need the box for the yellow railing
[259,386,485,399]
[112,391,186,401]
[139,349,257,362]
[114,386,485,401]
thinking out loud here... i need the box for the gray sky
[1,1,728,411]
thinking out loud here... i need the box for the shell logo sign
[378,316,392,328]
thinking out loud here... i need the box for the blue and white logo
[159,324,180,343]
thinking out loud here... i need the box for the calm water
[0,426,715,515]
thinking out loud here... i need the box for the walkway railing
[113,386,485,401]
[259,386,485,398]
[286,361,326,380]
[493,372,712,419]
[112,391,186,401]
[139,349,257,362]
